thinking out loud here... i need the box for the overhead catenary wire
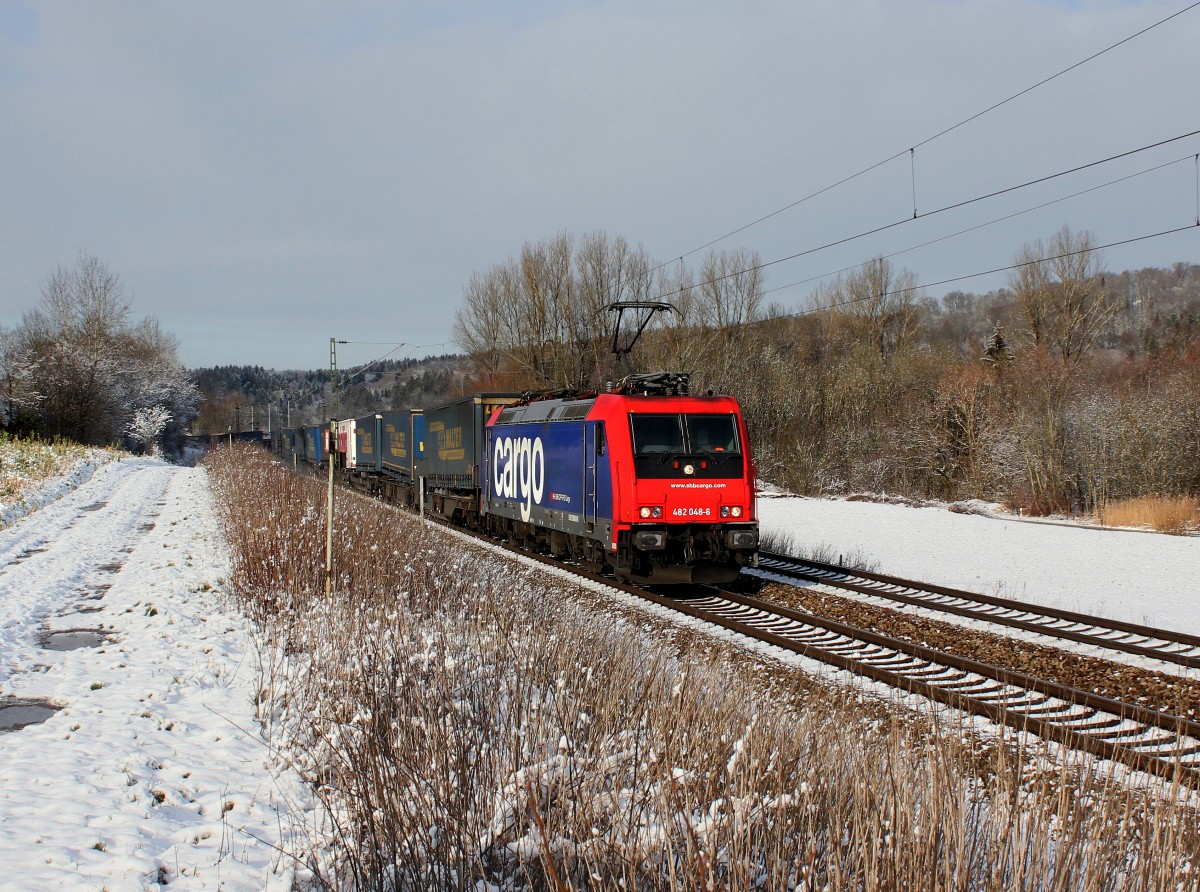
[762,153,1196,299]
[653,127,1200,303]
[285,339,454,420]
[337,340,409,388]
[755,222,1200,326]
[652,0,1200,271]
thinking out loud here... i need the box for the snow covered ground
[2,458,1197,888]
[0,447,117,530]
[758,495,1200,636]
[0,459,320,890]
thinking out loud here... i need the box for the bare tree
[126,406,172,455]
[455,231,658,391]
[1008,226,1112,362]
[1045,226,1113,362]
[0,325,38,429]
[7,254,198,448]
[816,257,922,357]
[696,248,764,331]
[455,234,765,391]
[21,256,132,442]
[1010,240,1053,349]
[574,232,653,384]
[519,232,576,386]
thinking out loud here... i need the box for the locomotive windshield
[687,414,738,453]
[630,414,685,454]
[630,413,743,479]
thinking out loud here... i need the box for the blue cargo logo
[493,435,545,522]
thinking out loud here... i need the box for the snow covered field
[759,495,1200,636]
[0,459,319,890]
[1,459,1198,888]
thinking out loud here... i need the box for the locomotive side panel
[484,417,613,541]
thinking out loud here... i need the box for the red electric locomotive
[484,372,759,584]
[285,371,759,585]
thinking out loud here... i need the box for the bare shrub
[206,444,1200,890]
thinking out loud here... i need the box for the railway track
[447,529,1200,784]
[331,469,1200,785]
[667,585,1200,785]
[756,551,1200,670]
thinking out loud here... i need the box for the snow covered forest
[190,354,466,436]
[15,232,1196,523]
[453,228,1200,517]
[0,255,198,455]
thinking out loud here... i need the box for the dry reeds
[206,444,1200,890]
[1097,496,1199,535]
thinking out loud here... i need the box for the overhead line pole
[325,337,339,599]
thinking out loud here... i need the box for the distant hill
[190,354,471,435]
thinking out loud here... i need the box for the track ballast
[330,465,1200,786]
[756,551,1200,670]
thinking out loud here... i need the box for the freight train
[272,372,759,584]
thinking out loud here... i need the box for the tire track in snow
[0,459,172,685]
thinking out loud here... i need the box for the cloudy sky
[1,1,1197,370]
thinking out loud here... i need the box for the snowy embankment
[0,439,118,529]
[0,459,322,889]
[758,494,1200,635]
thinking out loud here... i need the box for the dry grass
[0,432,118,509]
[206,443,1200,891]
[1097,496,1199,535]
[758,530,880,572]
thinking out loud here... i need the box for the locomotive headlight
[683,463,696,476]
[639,506,663,519]
[640,506,651,519]
[720,506,744,518]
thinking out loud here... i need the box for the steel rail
[682,586,1200,785]
[306,461,1200,784]
[757,551,1200,670]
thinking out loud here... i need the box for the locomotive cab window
[687,414,739,454]
[630,415,685,454]
[629,413,743,479]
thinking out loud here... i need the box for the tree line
[454,227,1200,515]
[189,355,467,434]
[1,255,198,455]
